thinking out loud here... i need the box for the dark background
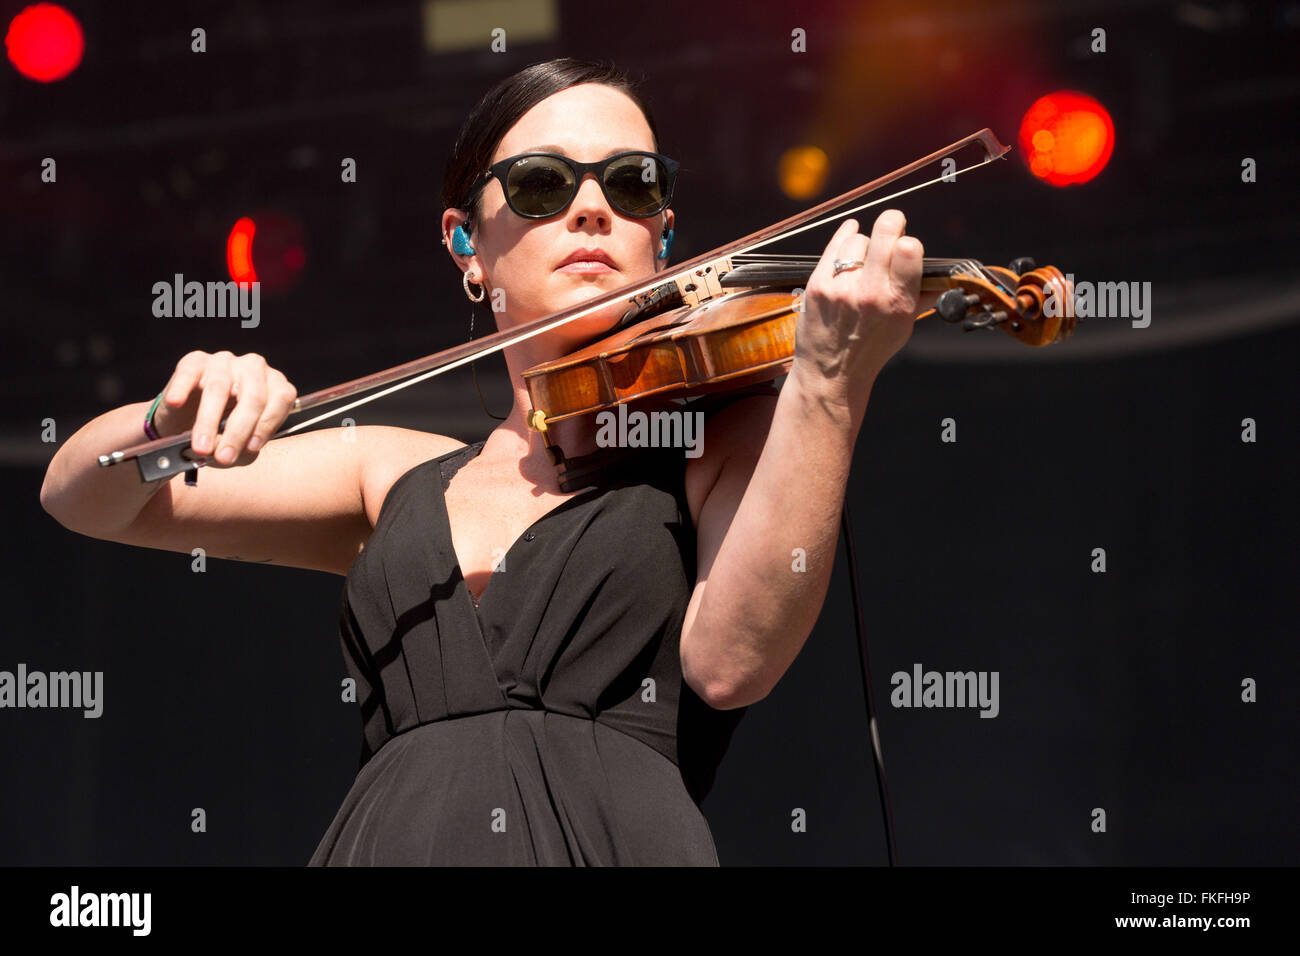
[2,0,1296,865]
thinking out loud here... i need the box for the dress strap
[438,440,486,490]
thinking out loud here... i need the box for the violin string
[731,255,984,268]
[733,255,1013,305]
[279,158,1001,436]
[729,255,983,262]
[982,263,1013,296]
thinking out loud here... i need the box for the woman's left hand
[790,210,937,411]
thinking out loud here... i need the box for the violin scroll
[919,258,1076,346]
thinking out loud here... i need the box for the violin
[97,128,1074,486]
[522,255,1074,424]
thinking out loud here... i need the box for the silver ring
[833,258,865,276]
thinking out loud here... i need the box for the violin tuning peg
[936,289,972,323]
[961,310,1008,332]
[1008,257,1036,276]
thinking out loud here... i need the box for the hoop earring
[463,270,485,303]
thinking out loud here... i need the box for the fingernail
[216,445,235,464]
[194,434,210,453]
[246,436,260,452]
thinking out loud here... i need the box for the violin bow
[97,128,1010,481]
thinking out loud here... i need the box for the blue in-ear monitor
[451,222,475,256]
[658,227,674,260]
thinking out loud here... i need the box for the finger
[214,355,268,465]
[163,351,207,409]
[246,377,296,454]
[890,235,925,305]
[835,232,869,281]
[808,218,861,287]
[192,352,234,456]
[862,209,906,282]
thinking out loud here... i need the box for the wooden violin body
[523,258,1076,430]
[523,290,798,429]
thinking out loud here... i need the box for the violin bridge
[673,257,732,307]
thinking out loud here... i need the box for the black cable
[840,498,899,866]
[469,309,507,421]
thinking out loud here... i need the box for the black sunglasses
[467,150,679,219]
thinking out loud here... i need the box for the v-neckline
[434,442,598,616]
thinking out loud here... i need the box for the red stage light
[1019,91,1114,187]
[227,212,307,294]
[227,218,258,286]
[5,3,84,83]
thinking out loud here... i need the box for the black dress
[309,395,766,865]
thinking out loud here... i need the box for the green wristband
[144,390,165,440]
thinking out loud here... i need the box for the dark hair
[441,57,663,223]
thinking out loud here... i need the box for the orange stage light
[779,145,830,200]
[1019,91,1115,187]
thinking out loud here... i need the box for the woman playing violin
[39,57,935,865]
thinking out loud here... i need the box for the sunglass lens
[505,156,575,216]
[604,154,668,216]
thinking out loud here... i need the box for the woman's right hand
[154,350,298,467]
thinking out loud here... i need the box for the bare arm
[680,211,931,709]
[679,383,857,709]
[39,350,456,576]
[40,398,185,537]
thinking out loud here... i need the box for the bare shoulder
[683,391,780,527]
[355,425,467,528]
